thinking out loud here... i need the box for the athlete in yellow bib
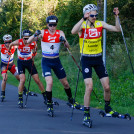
[71,4,121,126]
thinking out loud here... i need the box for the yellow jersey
[79,20,103,55]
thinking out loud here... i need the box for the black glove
[34,30,41,37]
[83,15,87,21]
[59,36,66,42]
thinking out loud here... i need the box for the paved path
[0,81,134,134]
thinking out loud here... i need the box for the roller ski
[23,87,37,96]
[82,113,92,128]
[47,103,54,117]
[1,91,5,102]
[67,98,83,110]
[99,110,131,120]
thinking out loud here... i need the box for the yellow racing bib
[79,20,103,54]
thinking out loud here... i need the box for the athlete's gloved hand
[113,7,119,16]
[34,30,41,37]
[32,52,37,57]
[59,36,66,43]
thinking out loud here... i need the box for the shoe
[1,91,5,102]
[18,95,23,108]
[47,103,54,117]
[83,113,91,123]
[105,105,119,117]
[68,98,81,109]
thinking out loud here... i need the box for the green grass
[1,42,134,117]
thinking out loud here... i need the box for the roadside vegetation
[0,0,134,116]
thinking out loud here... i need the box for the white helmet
[3,34,12,41]
[83,4,98,14]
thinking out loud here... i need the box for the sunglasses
[90,14,98,18]
[23,38,29,40]
[48,24,57,27]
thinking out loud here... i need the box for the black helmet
[22,29,32,36]
[46,15,58,23]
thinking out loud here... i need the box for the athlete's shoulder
[95,20,103,27]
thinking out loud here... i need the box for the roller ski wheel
[99,110,131,120]
[47,109,54,117]
[18,101,23,109]
[52,101,59,106]
[44,100,59,106]
[1,91,5,102]
[66,102,83,111]
[83,120,92,128]
[47,103,54,117]
[1,96,5,102]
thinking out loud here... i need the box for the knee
[63,81,69,89]
[2,76,7,82]
[20,78,25,84]
[46,79,53,87]
[104,85,110,92]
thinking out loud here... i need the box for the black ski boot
[1,91,5,102]
[105,104,119,117]
[47,102,54,117]
[83,113,92,128]
[18,94,23,109]
[68,98,81,109]
[42,91,47,105]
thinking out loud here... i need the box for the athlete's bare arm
[0,44,2,51]
[101,7,120,32]
[9,40,19,52]
[60,30,70,49]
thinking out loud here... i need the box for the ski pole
[67,48,101,104]
[24,57,34,107]
[70,19,88,121]
[117,16,134,74]
[67,48,82,72]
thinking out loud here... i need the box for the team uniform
[41,29,66,79]
[17,39,37,75]
[79,20,108,79]
[0,44,18,76]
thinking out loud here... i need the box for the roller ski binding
[99,110,131,120]
[67,98,83,110]
[82,113,92,128]
[47,103,54,117]
[1,91,5,102]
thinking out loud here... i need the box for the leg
[1,73,8,101]
[84,78,93,107]
[17,74,25,108]
[100,77,111,101]
[1,73,8,92]
[100,77,117,115]
[32,74,45,92]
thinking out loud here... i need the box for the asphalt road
[0,81,134,134]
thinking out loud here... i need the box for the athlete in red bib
[9,30,46,108]
[28,15,81,117]
[0,34,33,101]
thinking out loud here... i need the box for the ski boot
[83,113,92,128]
[18,94,23,109]
[47,102,54,117]
[105,105,119,117]
[67,98,81,109]
[1,91,5,102]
